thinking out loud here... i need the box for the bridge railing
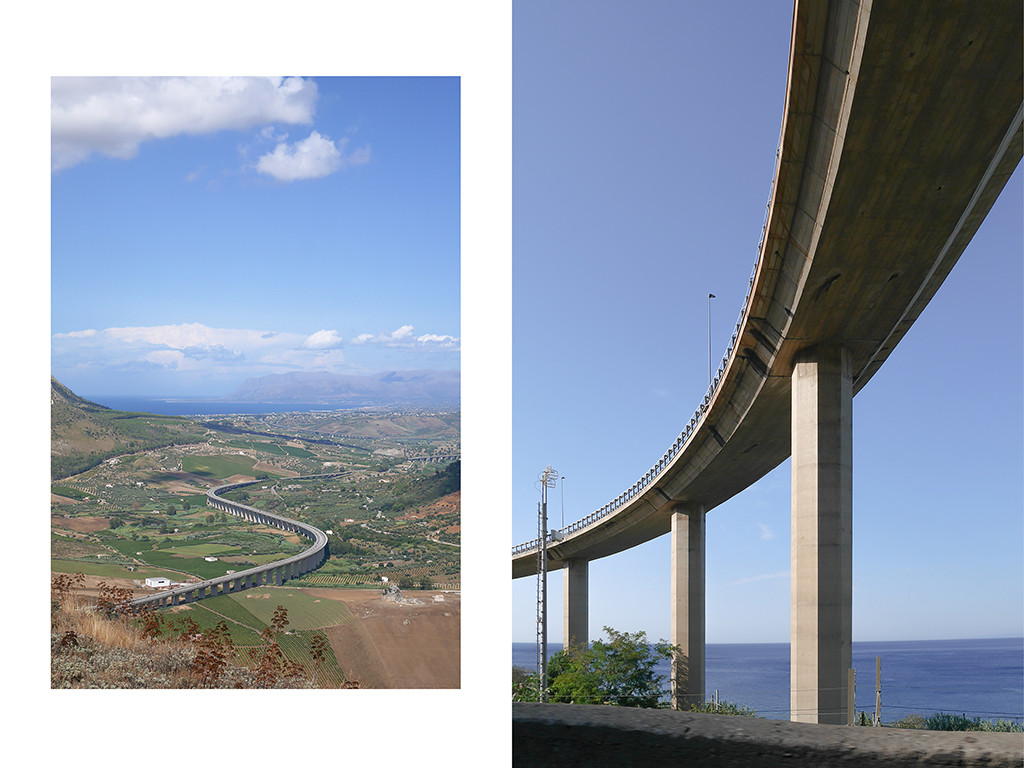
[512,127,784,558]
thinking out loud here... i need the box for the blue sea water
[512,637,1024,723]
[84,396,347,417]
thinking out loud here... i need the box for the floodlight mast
[536,465,558,702]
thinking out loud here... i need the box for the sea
[512,637,1024,723]
[85,396,348,417]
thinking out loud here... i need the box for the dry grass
[50,575,328,689]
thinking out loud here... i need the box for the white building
[145,577,171,589]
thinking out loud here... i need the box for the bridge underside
[514,0,1022,723]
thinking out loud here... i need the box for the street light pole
[560,476,565,530]
[708,293,716,388]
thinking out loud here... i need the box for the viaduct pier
[512,0,1022,724]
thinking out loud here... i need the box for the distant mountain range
[229,370,460,406]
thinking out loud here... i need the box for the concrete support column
[791,344,852,724]
[562,559,589,649]
[670,503,706,710]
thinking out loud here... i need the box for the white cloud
[255,131,370,182]
[52,321,456,387]
[103,322,276,351]
[417,333,459,346]
[758,523,776,540]
[348,325,460,349]
[143,349,187,368]
[302,329,344,349]
[51,76,318,172]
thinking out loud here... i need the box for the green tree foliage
[887,712,1022,732]
[687,699,757,717]
[513,627,678,708]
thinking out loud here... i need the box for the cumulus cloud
[51,76,318,172]
[302,329,344,349]
[144,350,187,368]
[51,321,455,385]
[103,322,274,351]
[255,131,371,182]
[348,325,460,349]
[416,333,459,346]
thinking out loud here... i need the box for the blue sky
[17,1,510,759]
[511,1,1023,645]
[51,76,460,397]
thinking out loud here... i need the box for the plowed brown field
[306,588,460,689]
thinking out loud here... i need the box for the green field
[160,542,241,557]
[51,485,90,500]
[169,591,349,687]
[227,587,355,630]
[137,549,250,579]
[225,439,315,459]
[182,454,276,479]
[50,558,178,580]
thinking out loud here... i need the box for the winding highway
[130,473,340,610]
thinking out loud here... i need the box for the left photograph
[50,76,461,689]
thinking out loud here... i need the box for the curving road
[130,473,341,610]
[512,0,1023,577]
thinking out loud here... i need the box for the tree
[513,626,679,708]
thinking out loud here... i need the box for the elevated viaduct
[512,0,1022,724]
[130,473,339,610]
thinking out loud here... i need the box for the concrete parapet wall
[512,703,1023,768]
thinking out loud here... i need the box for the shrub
[686,699,757,717]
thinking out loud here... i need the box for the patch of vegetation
[51,378,206,480]
[884,712,1022,732]
[181,454,260,479]
[513,626,683,708]
[51,485,89,500]
[51,575,352,688]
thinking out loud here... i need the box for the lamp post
[560,476,565,530]
[708,293,716,388]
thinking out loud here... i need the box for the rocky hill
[51,377,206,480]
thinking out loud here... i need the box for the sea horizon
[82,395,381,417]
[513,636,1024,723]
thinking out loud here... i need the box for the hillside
[51,377,206,480]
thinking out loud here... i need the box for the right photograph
[511,0,1023,763]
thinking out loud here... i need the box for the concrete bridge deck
[511,0,1022,724]
[513,0,1022,575]
[130,473,340,610]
